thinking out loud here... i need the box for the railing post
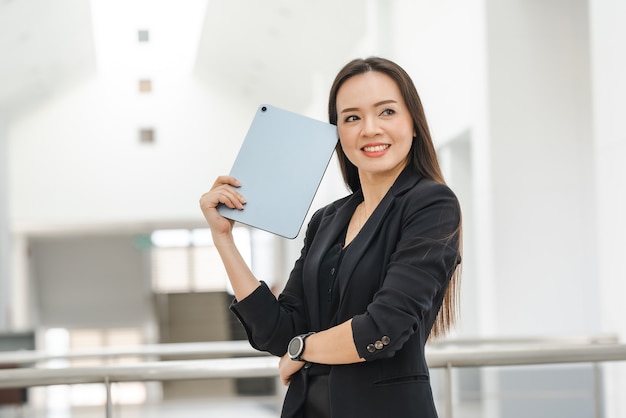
[592,362,602,418]
[105,376,112,418]
[445,362,453,418]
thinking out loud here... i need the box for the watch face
[288,336,303,358]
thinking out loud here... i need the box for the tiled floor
[0,398,484,418]
[0,396,282,418]
[0,377,483,418]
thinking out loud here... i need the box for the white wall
[0,116,9,329]
[487,0,599,336]
[8,78,249,227]
[391,0,487,143]
[590,0,626,416]
[591,0,626,342]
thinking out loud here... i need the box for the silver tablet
[217,104,338,239]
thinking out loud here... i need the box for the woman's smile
[361,143,391,156]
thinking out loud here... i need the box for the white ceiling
[194,0,368,112]
[0,0,368,119]
[0,0,96,117]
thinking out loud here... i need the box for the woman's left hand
[278,352,305,386]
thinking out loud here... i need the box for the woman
[200,57,462,417]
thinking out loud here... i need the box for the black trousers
[303,375,330,418]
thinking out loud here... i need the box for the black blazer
[231,167,461,417]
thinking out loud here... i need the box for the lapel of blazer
[336,168,420,308]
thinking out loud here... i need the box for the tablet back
[217,104,338,239]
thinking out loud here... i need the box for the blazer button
[366,344,376,353]
[381,336,390,345]
[374,340,384,350]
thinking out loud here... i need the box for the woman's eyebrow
[374,99,398,107]
[339,99,398,114]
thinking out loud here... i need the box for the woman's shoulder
[310,193,353,220]
[413,177,457,197]
[397,174,458,202]
[390,168,456,200]
[398,177,461,221]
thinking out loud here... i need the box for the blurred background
[0,0,624,417]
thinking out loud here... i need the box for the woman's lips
[362,144,390,152]
[361,144,390,156]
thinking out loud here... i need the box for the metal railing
[0,336,624,418]
[0,340,263,366]
[1,334,617,365]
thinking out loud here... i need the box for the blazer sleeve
[229,208,324,357]
[351,181,461,361]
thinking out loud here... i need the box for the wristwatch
[288,332,315,361]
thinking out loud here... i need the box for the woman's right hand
[278,352,305,386]
[199,176,246,237]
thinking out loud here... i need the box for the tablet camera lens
[261,106,267,112]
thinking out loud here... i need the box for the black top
[318,239,346,328]
[311,229,347,376]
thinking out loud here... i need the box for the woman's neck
[358,165,405,213]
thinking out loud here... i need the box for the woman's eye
[344,115,359,122]
[381,109,395,116]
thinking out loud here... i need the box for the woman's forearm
[213,233,261,301]
[200,176,261,301]
[301,319,364,365]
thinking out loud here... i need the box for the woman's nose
[362,116,381,137]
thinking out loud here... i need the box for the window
[150,227,252,293]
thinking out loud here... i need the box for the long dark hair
[328,57,462,339]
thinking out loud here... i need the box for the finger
[217,189,246,210]
[220,194,245,210]
[210,181,246,207]
[213,175,241,188]
[200,187,246,210]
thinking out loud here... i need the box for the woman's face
[335,71,415,182]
